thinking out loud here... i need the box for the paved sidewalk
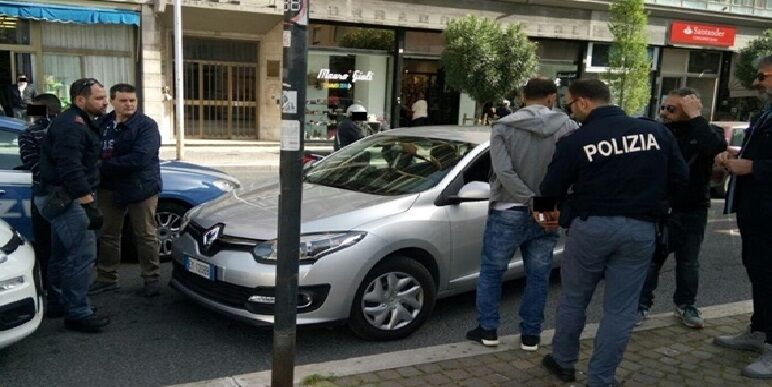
[159,142,333,169]
[172,301,772,387]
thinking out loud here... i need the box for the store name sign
[317,69,375,83]
[670,21,736,47]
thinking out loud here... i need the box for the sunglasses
[757,72,772,82]
[75,78,100,96]
[660,104,677,113]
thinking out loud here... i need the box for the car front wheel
[155,202,189,260]
[348,256,436,341]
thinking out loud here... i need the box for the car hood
[160,160,236,182]
[192,182,418,240]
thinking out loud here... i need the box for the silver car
[170,126,562,341]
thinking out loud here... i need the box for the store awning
[0,1,140,26]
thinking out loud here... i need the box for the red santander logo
[670,21,736,47]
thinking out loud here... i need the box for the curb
[169,300,753,387]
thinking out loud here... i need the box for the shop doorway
[0,50,34,117]
[400,59,459,127]
[657,49,721,120]
[176,38,259,139]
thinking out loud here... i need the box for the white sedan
[0,218,42,349]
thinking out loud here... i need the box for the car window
[0,130,21,170]
[305,135,476,196]
[462,151,491,184]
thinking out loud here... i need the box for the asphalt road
[0,166,748,387]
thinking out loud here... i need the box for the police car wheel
[348,256,436,341]
[155,202,189,261]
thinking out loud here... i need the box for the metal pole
[272,0,307,386]
[174,0,185,160]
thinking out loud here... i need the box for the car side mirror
[447,181,489,204]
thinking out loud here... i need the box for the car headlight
[212,179,239,192]
[252,231,367,263]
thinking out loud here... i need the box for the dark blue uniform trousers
[551,216,655,387]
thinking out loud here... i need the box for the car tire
[155,201,190,262]
[348,256,436,341]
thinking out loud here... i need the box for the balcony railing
[646,0,772,17]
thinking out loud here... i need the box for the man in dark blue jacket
[537,79,688,386]
[714,56,772,379]
[89,84,162,297]
[36,78,110,332]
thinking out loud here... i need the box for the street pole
[272,0,307,386]
[173,0,185,160]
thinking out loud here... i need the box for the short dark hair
[69,78,103,101]
[522,77,557,100]
[110,83,137,100]
[31,93,62,116]
[758,56,772,69]
[568,79,611,103]
[668,87,700,99]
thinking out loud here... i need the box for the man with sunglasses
[36,78,110,333]
[713,56,772,379]
[636,88,727,329]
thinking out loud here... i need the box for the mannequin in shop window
[334,103,368,151]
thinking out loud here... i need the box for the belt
[503,205,528,212]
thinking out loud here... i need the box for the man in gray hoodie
[466,77,578,351]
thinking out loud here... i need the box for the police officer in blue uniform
[537,79,689,386]
[37,78,110,333]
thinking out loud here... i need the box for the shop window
[43,55,81,106]
[687,51,721,75]
[310,24,394,51]
[43,23,132,52]
[0,17,29,45]
[587,43,657,72]
[405,32,444,54]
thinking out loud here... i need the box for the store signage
[670,21,736,47]
[317,69,375,83]
[323,82,353,90]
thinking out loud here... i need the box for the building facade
[0,0,769,143]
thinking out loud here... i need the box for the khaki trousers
[96,189,160,283]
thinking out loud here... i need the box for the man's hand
[76,194,94,204]
[723,159,753,176]
[533,210,560,232]
[681,95,703,119]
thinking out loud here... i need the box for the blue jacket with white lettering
[540,105,689,226]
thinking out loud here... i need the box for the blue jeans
[551,216,655,387]
[475,209,558,334]
[639,208,707,308]
[34,195,96,320]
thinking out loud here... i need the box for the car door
[0,129,32,239]
[443,150,495,291]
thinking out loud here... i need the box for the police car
[0,116,240,258]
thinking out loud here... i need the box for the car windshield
[305,135,476,196]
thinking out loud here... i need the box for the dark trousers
[741,224,772,344]
[639,208,707,308]
[31,194,52,291]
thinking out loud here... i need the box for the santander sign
[670,21,736,47]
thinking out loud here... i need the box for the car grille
[185,222,260,256]
[171,262,329,314]
[0,298,35,331]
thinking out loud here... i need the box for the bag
[652,221,670,265]
[40,186,73,219]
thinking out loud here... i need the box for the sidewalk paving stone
[301,314,772,386]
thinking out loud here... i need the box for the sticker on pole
[285,0,308,26]
[281,120,301,151]
[281,91,297,114]
[283,31,291,47]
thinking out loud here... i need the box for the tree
[441,15,537,105]
[736,29,772,89]
[605,0,651,115]
[340,28,394,51]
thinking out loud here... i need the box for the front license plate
[185,256,216,281]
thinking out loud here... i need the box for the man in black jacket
[637,88,727,329]
[537,79,688,386]
[36,78,109,332]
[713,56,772,379]
[89,84,162,297]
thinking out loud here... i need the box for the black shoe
[521,334,540,351]
[45,304,65,319]
[64,313,110,333]
[466,326,498,347]
[136,280,161,298]
[88,281,119,295]
[542,354,576,382]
